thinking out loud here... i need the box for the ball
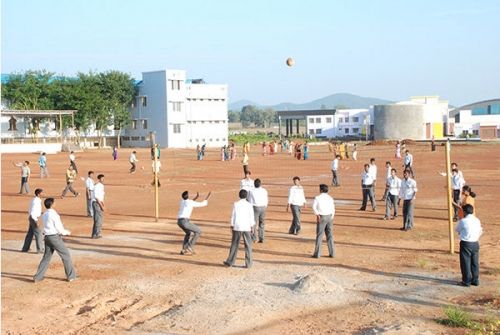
[141,166,145,170]
[286,57,294,67]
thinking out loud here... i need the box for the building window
[201,121,205,124]
[353,128,359,134]
[315,117,321,123]
[462,130,469,135]
[8,117,17,131]
[209,138,213,142]
[338,118,343,123]
[132,120,137,129]
[173,124,181,133]
[215,120,220,123]
[352,117,359,122]
[309,129,315,135]
[473,130,479,135]
[171,101,182,112]
[170,80,181,90]
[345,128,349,134]
[141,97,147,107]
[315,128,322,134]
[326,117,332,123]
[143,120,148,129]
[345,117,349,123]
[490,104,500,115]
[471,106,487,115]
[309,118,314,123]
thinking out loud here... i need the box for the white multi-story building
[306,108,372,138]
[450,99,500,139]
[122,70,228,148]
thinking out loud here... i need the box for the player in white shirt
[451,168,465,221]
[22,188,44,253]
[359,164,376,211]
[129,151,139,173]
[455,204,482,286]
[399,170,417,231]
[33,198,77,282]
[240,171,254,193]
[224,189,255,268]
[248,179,268,243]
[381,161,392,201]
[91,174,105,239]
[312,184,336,258]
[151,160,162,187]
[177,190,211,255]
[13,161,31,194]
[331,155,340,187]
[404,150,414,178]
[384,168,401,220]
[85,171,95,217]
[287,176,307,235]
[368,158,378,197]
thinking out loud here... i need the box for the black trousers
[459,241,479,285]
[452,190,461,219]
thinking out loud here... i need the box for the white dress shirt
[385,166,392,180]
[368,164,377,180]
[240,178,254,191]
[455,214,483,242]
[129,153,138,163]
[399,177,417,200]
[387,176,402,196]
[249,187,268,207]
[21,166,30,177]
[404,153,413,166]
[86,177,95,191]
[69,154,75,162]
[451,174,464,191]
[288,185,306,206]
[331,158,339,171]
[312,193,335,216]
[29,196,42,221]
[93,182,105,202]
[177,199,208,219]
[231,199,255,231]
[361,171,374,186]
[152,161,161,173]
[42,209,70,235]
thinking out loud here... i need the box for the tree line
[1,70,136,146]
[228,105,277,128]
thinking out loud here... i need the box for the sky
[2,0,500,106]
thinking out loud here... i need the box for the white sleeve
[192,200,208,208]
[312,197,320,215]
[54,213,70,235]
[230,204,236,227]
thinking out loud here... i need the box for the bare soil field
[2,142,499,334]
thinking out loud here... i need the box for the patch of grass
[417,259,429,269]
[436,306,474,328]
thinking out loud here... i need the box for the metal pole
[150,131,159,222]
[445,139,454,254]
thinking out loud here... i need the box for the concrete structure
[276,108,373,139]
[122,70,228,148]
[450,99,500,139]
[374,96,449,140]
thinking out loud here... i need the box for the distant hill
[229,93,392,111]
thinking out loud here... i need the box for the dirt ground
[1,142,499,335]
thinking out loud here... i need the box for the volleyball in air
[286,57,295,67]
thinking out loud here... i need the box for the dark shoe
[223,261,231,267]
[74,192,79,197]
[400,228,407,231]
[372,208,377,212]
[68,276,78,282]
[471,281,479,286]
[459,281,471,287]
[383,216,389,220]
[328,255,335,258]
[258,240,263,243]
[358,208,366,211]
[21,250,29,253]
[311,255,319,258]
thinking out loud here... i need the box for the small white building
[122,70,228,148]
[306,108,372,138]
[450,99,500,139]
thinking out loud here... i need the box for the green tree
[1,70,54,110]
[228,110,240,123]
[240,105,259,128]
[263,108,276,127]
